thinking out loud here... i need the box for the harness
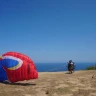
[68,62,75,70]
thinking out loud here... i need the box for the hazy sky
[0,0,96,63]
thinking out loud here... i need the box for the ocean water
[35,62,96,72]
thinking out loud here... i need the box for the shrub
[86,65,96,70]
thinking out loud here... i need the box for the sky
[0,0,96,63]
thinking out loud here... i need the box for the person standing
[67,60,75,74]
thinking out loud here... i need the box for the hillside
[0,70,96,96]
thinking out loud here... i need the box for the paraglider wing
[0,52,38,83]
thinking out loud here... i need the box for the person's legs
[68,68,72,74]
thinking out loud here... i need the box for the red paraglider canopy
[0,51,38,83]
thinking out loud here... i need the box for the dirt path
[0,70,96,96]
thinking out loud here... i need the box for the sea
[35,62,96,72]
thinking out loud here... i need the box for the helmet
[69,60,72,62]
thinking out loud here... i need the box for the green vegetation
[86,65,96,70]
